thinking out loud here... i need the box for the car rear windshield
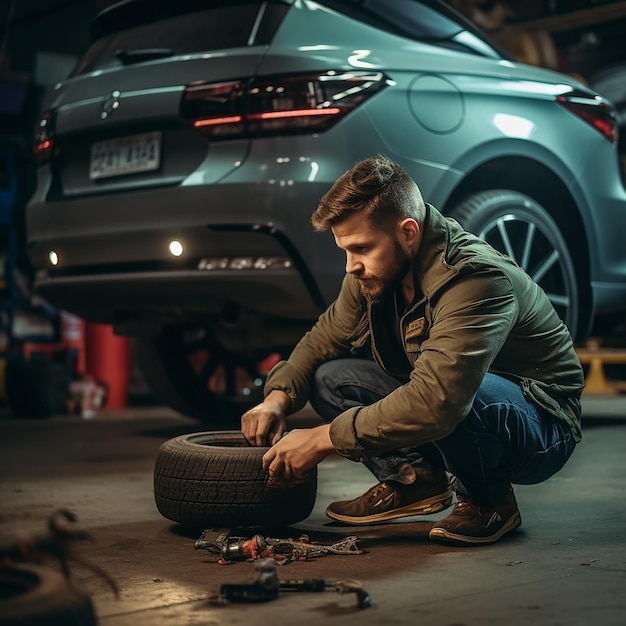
[320,0,502,58]
[71,1,290,76]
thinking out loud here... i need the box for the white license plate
[89,131,161,180]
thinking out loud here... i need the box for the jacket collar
[411,203,460,300]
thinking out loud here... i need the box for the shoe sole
[325,490,453,525]
[428,510,522,545]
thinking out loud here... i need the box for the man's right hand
[241,389,290,446]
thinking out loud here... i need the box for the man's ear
[398,218,420,248]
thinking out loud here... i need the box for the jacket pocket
[522,378,562,413]
[349,313,371,351]
[405,338,422,365]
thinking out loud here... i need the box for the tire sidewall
[0,564,96,626]
[154,431,317,528]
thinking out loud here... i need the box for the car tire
[449,190,579,339]
[133,326,282,424]
[0,564,97,626]
[153,430,317,528]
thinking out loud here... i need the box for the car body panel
[26,0,626,341]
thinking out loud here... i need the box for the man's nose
[346,253,363,275]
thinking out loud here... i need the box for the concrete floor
[0,395,625,626]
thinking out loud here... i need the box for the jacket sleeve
[329,265,518,461]
[264,274,366,414]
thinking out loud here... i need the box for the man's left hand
[262,424,334,482]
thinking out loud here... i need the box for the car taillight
[557,92,619,144]
[181,71,388,140]
[33,110,56,164]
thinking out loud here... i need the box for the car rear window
[319,0,503,58]
[71,1,290,76]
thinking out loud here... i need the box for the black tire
[154,431,317,528]
[134,326,283,424]
[0,564,97,626]
[449,190,579,339]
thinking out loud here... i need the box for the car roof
[92,0,505,59]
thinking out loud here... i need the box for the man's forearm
[264,389,291,413]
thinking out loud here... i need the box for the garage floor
[1,395,625,626]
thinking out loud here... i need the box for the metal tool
[211,558,372,609]
[280,577,372,609]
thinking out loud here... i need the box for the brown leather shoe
[326,470,453,525]
[429,489,521,545]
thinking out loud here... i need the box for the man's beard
[357,241,412,303]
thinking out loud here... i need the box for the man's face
[331,212,411,302]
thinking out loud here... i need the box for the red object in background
[85,322,130,409]
[21,311,87,382]
[59,311,86,374]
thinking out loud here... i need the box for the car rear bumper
[32,268,319,325]
[27,170,343,325]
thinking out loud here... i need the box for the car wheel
[449,190,579,338]
[0,564,97,626]
[153,431,317,528]
[133,326,282,424]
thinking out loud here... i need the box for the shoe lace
[366,482,390,502]
[454,496,484,518]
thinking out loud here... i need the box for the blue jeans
[310,358,577,504]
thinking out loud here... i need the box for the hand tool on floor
[279,577,372,609]
[211,557,371,609]
[195,528,365,564]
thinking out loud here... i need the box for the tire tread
[154,431,317,527]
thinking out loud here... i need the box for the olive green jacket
[265,204,584,462]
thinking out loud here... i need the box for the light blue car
[26,0,626,422]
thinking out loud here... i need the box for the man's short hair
[311,155,426,232]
